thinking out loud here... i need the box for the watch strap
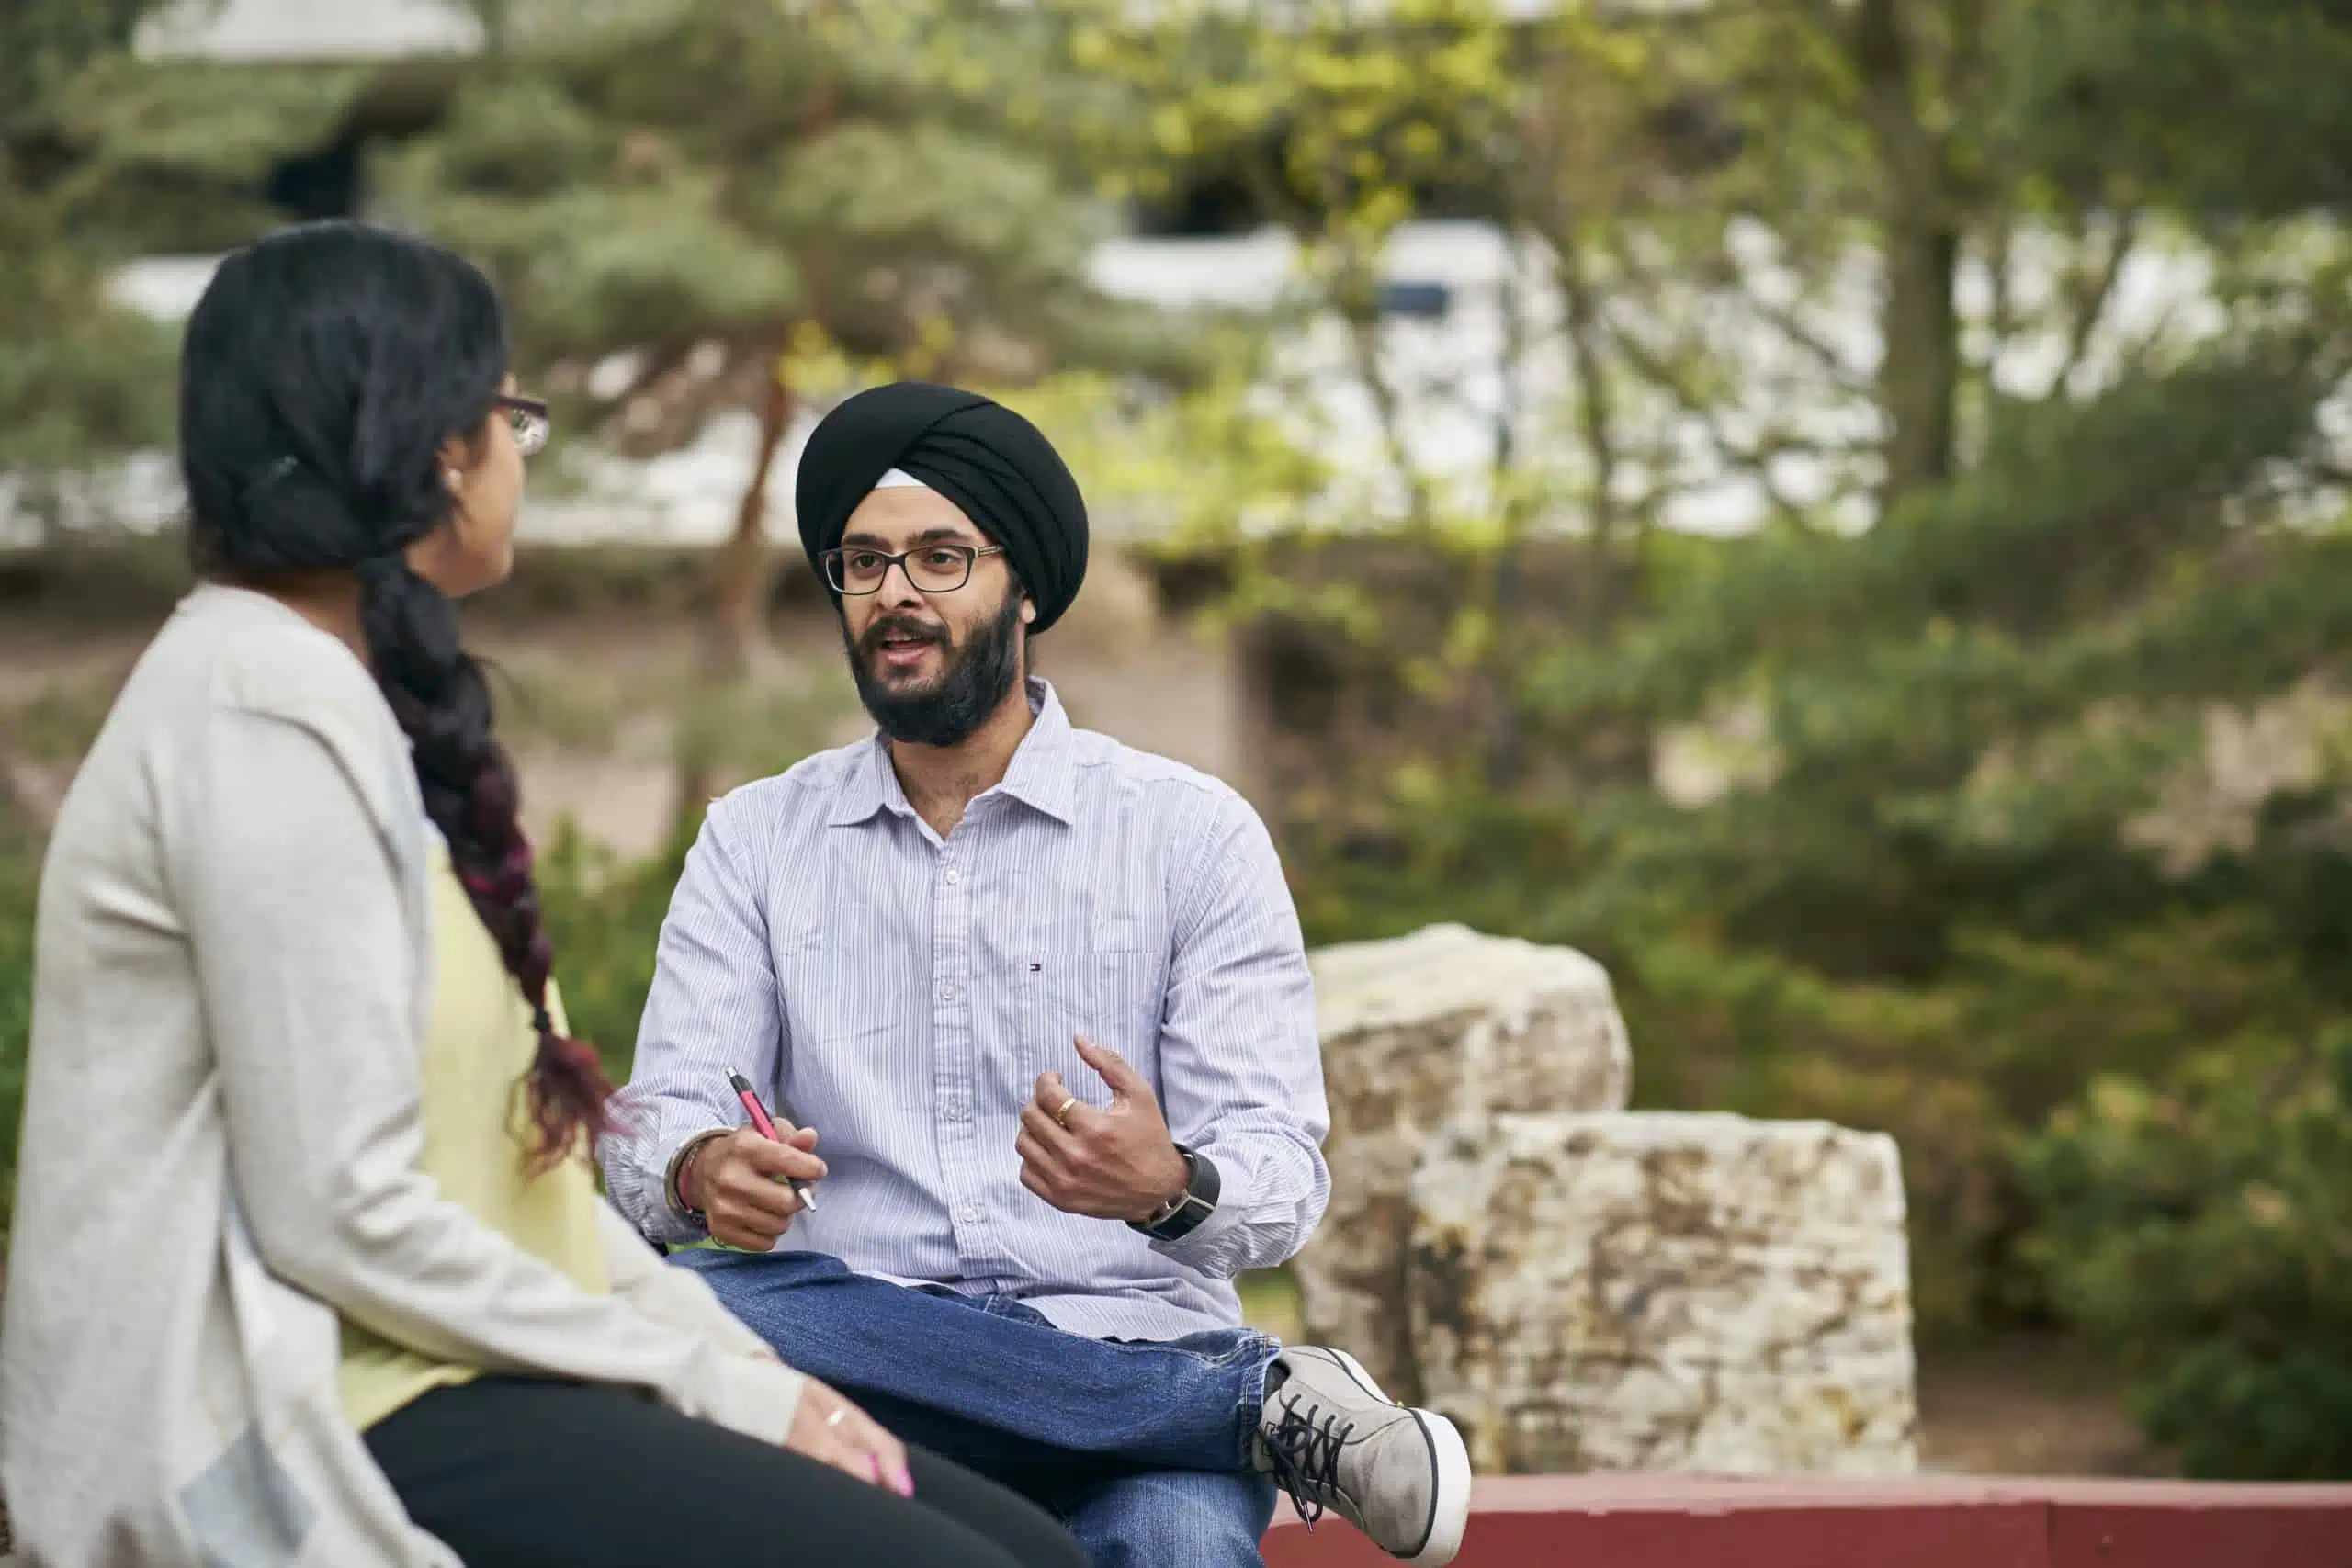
[1129,1145,1220,1241]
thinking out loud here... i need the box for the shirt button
[944,868,961,885]
[956,1200,984,1224]
[943,1099,970,1122]
[939,985,957,1003]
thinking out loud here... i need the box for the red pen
[727,1069,818,1213]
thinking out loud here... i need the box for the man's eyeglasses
[822,543,1004,595]
[494,393,551,457]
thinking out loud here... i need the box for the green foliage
[2004,0,2352,217]
[59,58,375,187]
[1287,734,2347,1348]
[383,0,1187,446]
[0,817,42,1268]
[1080,0,2352,1406]
[536,823,691,1087]
[0,0,155,137]
[0,1,179,481]
[2020,1030,2352,1478]
[0,189,174,480]
[1557,341,2343,728]
[1231,7,2352,1458]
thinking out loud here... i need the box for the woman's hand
[785,1373,914,1497]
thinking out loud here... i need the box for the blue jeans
[673,1249,1281,1568]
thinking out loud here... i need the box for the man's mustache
[858,616,950,657]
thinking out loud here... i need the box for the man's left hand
[1016,1036,1191,1224]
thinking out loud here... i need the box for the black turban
[795,382,1089,634]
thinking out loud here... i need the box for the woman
[0,221,1086,1568]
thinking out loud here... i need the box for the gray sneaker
[1253,1346,1472,1565]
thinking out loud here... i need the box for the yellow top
[338,840,609,1430]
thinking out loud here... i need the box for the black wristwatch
[1128,1145,1220,1241]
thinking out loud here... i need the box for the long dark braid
[358,558,615,1170]
[182,220,611,1171]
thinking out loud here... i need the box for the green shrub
[536,819,694,1086]
[1607,933,2004,1340]
[1282,762,2333,1348]
[0,818,42,1266]
[2019,1029,2352,1479]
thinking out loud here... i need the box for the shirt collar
[996,678,1078,825]
[828,677,1078,829]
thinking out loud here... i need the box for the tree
[2020,1027,2352,1480]
[1061,3,2352,1408]
[1500,2,2352,1360]
[1053,0,1689,795]
[383,0,1186,671]
[0,0,176,508]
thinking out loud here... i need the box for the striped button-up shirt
[603,680,1330,1342]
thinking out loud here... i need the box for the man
[603,382,1471,1568]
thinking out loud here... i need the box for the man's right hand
[689,1125,826,1251]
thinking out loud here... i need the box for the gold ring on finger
[1053,1095,1080,1129]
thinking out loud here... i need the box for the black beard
[845,588,1024,748]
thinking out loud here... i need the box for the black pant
[367,1377,1090,1568]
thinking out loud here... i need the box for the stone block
[1408,1111,1917,1476]
[1294,924,1632,1401]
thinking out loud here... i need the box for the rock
[1409,1111,1918,1476]
[1294,924,1633,1402]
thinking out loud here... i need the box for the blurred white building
[136,0,482,61]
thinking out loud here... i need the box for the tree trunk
[709,364,795,674]
[675,358,795,837]
[1479,239,1529,789]
[1850,0,1962,513]
[1555,231,1623,639]
[1878,215,1961,508]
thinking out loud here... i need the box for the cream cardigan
[1,585,803,1568]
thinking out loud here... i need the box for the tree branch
[1851,0,1942,200]
[1746,288,1872,396]
[2044,208,2142,402]
[1598,231,1883,521]
[1982,215,2019,359]
[1603,317,1856,528]
[1553,231,1623,556]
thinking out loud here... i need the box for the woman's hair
[181,220,611,1171]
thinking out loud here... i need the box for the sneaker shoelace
[1263,1394,1355,1530]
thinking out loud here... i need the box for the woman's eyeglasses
[494,393,551,457]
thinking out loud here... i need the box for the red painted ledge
[1261,1474,2352,1568]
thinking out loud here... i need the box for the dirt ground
[1913,1338,2167,1477]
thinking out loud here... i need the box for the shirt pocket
[776,920,909,1055]
[1018,914,1167,1092]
